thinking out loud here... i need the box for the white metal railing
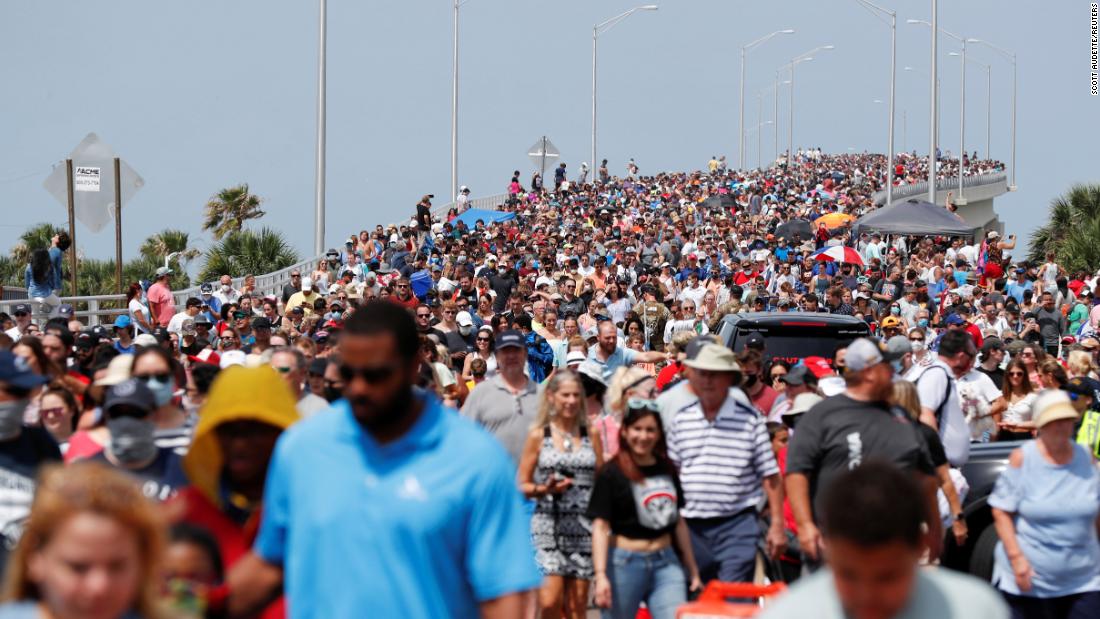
[2,190,514,325]
[431,192,512,216]
[874,172,1007,205]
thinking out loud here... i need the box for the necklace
[551,424,576,451]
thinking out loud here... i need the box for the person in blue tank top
[990,390,1100,618]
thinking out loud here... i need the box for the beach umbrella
[812,245,865,266]
[815,212,855,229]
[775,219,812,241]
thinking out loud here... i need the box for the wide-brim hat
[683,344,741,373]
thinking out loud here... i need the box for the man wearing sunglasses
[230,301,540,619]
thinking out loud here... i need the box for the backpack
[914,365,955,426]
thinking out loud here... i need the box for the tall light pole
[313,0,327,255]
[592,5,658,175]
[785,45,834,163]
[952,52,991,159]
[739,28,795,170]
[450,0,466,203]
[853,0,896,207]
[909,19,967,204]
[969,38,1017,190]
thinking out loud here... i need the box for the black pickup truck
[714,312,870,366]
[941,440,1022,580]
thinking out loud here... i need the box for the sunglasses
[1008,371,1025,377]
[134,372,172,383]
[476,336,492,342]
[339,363,399,384]
[626,398,660,413]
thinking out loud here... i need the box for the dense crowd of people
[0,149,1097,619]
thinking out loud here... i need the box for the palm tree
[139,229,201,264]
[1029,183,1100,272]
[199,228,300,283]
[203,184,266,240]
[9,223,66,266]
[0,255,21,288]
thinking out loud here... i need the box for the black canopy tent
[851,199,976,238]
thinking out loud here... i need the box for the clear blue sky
[1,1,1095,273]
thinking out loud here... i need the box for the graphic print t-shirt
[587,459,684,540]
[0,428,62,574]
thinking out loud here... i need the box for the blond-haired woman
[518,370,604,619]
[1067,350,1098,381]
[2,462,168,619]
[596,367,658,461]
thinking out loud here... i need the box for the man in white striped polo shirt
[667,343,787,584]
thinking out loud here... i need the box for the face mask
[0,400,27,441]
[911,340,926,351]
[498,268,507,275]
[918,318,929,328]
[144,377,174,408]
[221,284,231,292]
[743,374,759,389]
[107,417,157,464]
[323,386,343,403]
[458,325,472,337]
[891,306,901,315]
[891,359,905,374]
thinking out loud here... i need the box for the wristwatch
[953,512,965,523]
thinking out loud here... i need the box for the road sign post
[527,136,560,188]
[114,158,123,294]
[65,160,77,297]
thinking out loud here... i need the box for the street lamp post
[451,0,464,203]
[784,45,834,163]
[853,0,897,207]
[313,0,327,255]
[592,5,658,175]
[968,37,1017,190]
[910,19,967,204]
[739,28,795,170]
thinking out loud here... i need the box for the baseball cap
[301,276,313,290]
[0,350,48,391]
[104,378,156,416]
[780,365,813,386]
[944,313,966,326]
[496,330,525,350]
[113,315,133,330]
[151,326,170,344]
[845,338,906,372]
[133,333,158,348]
[220,350,248,369]
[154,266,173,277]
[57,305,74,318]
[566,351,587,366]
[94,354,135,387]
[455,311,474,327]
[75,331,101,349]
[880,316,901,328]
[1032,390,1079,428]
[11,303,30,315]
[1080,337,1100,351]
[193,314,213,326]
[1064,376,1099,398]
[802,356,834,378]
[200,282,214,294]
[885,335,914,357]
[745,333,765,350]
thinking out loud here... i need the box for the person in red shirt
[147,267,177,328]
[738,348,779,414]
[391,278,419,308]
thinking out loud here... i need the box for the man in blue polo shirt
[588,320,668,381]
[228,301,540,619]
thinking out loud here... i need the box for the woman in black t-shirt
[587,400,701,619]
